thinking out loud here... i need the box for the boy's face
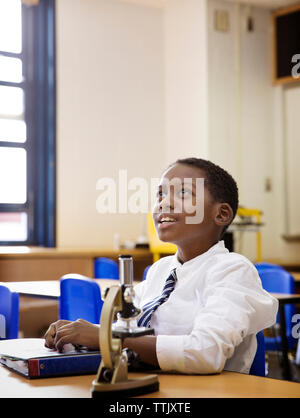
[152,163,227,251]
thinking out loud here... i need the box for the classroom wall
[163,0,274,261]
[163,0,300,262]
[272,83,300,262]
[208,0,300,262]
[55,0,300,262]
[164,0,209,165]
[56,0,165,248]
[207,0,275,261]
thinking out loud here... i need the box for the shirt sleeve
[156,260,278,374]
[132,280,145,308]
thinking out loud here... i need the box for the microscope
[91,255,159,398]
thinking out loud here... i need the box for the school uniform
[132,241,278,374]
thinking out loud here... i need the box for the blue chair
[255,262,285,271]
[59,274,103,323]
[94,257,119,280]
[142,265,151,281]
[0,285,19,340]
[249,331,265,377]
[255,266,296,351]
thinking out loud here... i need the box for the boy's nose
[159,192,175,212]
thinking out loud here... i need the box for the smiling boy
[45,158,277,374]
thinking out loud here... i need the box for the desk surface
[291,272,300,281]
[2,279,120,299]
[0,366,299,398]
[3,280,298,302]
[1,282,300,397]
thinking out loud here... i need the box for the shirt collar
[169,240,227,272]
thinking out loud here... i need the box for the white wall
[207,1,275,261]
[164,0,209,167]
[163,0,275,260]
[56,0,165,248]
[283,84,300,237]
[207,0,300,262]
[56,0,300,262]
[272,82,300,262]
[207,0,239,181]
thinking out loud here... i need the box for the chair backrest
[255,267,296,333]
[142,265,151,281]
[0,285,19,340]
[256,268,295,294]
[59,274,103,323]
[255,262,285,271]
[249,331,265,377]
[94,257,119,280]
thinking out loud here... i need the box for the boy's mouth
[157,215,178,229]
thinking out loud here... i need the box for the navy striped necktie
[137,268,177,328]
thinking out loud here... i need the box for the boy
[45,158,277,374]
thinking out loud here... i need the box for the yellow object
[147,213,177,262]
[236,207,262,262]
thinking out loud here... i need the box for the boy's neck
[176,239,219,264]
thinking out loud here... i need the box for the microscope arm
[99,285,122,369]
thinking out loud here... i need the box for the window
[0,0,56,246]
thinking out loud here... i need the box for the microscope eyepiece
[118,254,133,285]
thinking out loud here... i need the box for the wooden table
[3,279,121,300]
[4,281,300,382]
[291,272,300,282]
[0,366,299,398]
[1,279,133,337]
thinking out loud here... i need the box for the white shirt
[133,241,278,374]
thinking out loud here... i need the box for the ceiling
[120,0,299,10]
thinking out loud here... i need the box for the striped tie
[137,269,177,328]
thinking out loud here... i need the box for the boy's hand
[44,319,100,352]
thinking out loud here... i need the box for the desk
[4,281,300,381]
[1,279,130,337]
[291,272,300,282]
[0,366,299,398]
[2,279,139,337]
[3,279,121,300]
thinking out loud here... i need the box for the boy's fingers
[55,334,74,352]
[44,323,57,348]
[44,320,71,348]
[53,323,75,348]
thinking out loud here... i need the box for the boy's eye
[178,188,191,197]
[156,187,193,199]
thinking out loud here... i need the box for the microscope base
[91,374,159,398]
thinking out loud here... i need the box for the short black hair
[174,157,239,234]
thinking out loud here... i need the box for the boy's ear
[214,203,233,227]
